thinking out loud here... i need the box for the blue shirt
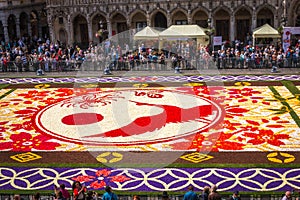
[102,192,118,200]
[183,191,198,200]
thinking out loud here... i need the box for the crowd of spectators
[0,36,299,73]
[211,41,300,71]
[6,185,300,200]
[0,37,92,73]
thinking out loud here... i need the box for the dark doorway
[154,12,167,28]
[216,20,229,41]
[236,19,250,42]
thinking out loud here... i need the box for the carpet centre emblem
[34,89,223,146]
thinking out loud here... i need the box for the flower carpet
[0,75,300,194]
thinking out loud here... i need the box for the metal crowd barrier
[0,57,299,73]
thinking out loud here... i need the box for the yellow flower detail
[96,152,123,163]
[34,84,51,89]
[267,152,295,163]
[133,83,148,88]
[234,82,251,86]
[183,83,203,87]
[80,84,98,88]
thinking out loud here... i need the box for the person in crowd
[208,185,222,200]
[72,181,86,200]
[54,191,65,200]
[133,195,140,200]
[54,183,71,200]
[228,191,241,200]
[102,185,118,200]
[281,191,292,200]
[33,192,41,200]
[86,191,96,200]
[183,185,198,200]
[13,195,21,200]
[162,191,170,200]
[200,186,210,200]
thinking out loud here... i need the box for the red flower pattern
[11,121,34,131]
[0,86,296,152]
[177,86,224,97]
[55,88,74,97]
[224,105,250,118]
[171,132,244,151]
[0,121,9,133]
[0,132,61,151]
[72,175,95,182]
[227,88,261,98]
[17,90,50,101]
[72,169,131,189]
[14,107,43,120]
[243,129,290,146]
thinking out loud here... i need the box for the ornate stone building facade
[0,0,48,43]
[0,0,299,47]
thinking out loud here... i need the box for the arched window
[154,12,167,28]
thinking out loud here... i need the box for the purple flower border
[0,167,299,192]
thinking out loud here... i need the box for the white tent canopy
[252,23,281,38]
[159,24,207,39]
[133,26,161,40]
[252,24,281,47]
[158,25,208,49]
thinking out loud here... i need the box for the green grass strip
[269,86,300,127]
[0,88,16,100]
[0,84,9,89]
[282,80,300,98]
[281,81,300,128]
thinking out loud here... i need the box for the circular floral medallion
[34,89,224,146]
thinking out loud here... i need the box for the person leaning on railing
[15,54,22,72]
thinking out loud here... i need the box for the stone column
[106,21,112,38]
[167,11,172,27]
[67,14,73,45]
[87,17,93,43]
[146,12,150,26]
[252,12,257,30]
[107,19,112,38]
[230,14,235,42]
[208,11,213,27]
[27,20,32,38]
[3,22,9,42]
[67,24,72,46]
[16,18,21,39]
[38,22,43,39]
[48,22,55,43]
[127,18,131,30]
[187,10,192,25]
[47,13,53,43]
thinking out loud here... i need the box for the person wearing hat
[228,191,241,200]
[102,185,118,200]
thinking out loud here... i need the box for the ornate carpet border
[1,167,299,192]
[0,75,300,84]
